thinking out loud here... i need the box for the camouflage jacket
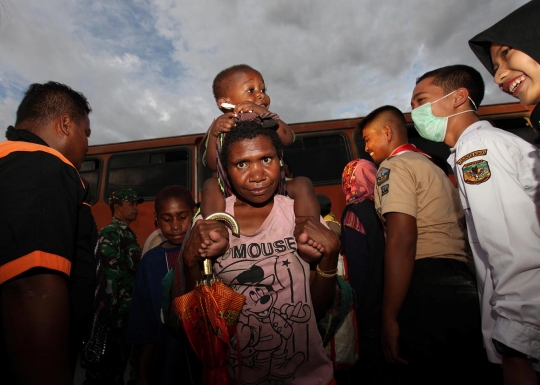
[99,217,142,329]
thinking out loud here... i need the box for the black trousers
[394,258,501,385]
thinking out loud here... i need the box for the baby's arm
[201,177,226,218]
[276,120,294,146]
[205,114,236,171]
[286,176,320,218]
[287,176,323,261]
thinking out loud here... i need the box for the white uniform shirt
[448,120,540,364]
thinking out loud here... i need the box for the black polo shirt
[0,129,88,283]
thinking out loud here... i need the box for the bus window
[105,148,191,202]
[80,157,102,204]
[198,141,215,193]
[283,133,352,185]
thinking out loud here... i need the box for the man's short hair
[155,185,196,215]
[212,64,258,101]
[357,105,407,133]
[416,65,485,109]
[15,81,91,130]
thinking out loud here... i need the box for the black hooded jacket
[468,0,540,76]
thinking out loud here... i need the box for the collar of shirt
[112,216,129,229]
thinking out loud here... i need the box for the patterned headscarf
[342,159,377,206]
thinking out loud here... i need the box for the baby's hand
[198,229,229,258]
[234,101,269,116]
[211,113,236,137]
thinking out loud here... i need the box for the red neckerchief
[389,143,432,159]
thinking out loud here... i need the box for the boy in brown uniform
[359,105,495,385]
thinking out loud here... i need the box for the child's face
[219,69,271,109]
[156,197,194,246]
[490,43,540,105]
[227,135,280,206]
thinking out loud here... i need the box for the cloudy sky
[0,0,529,146]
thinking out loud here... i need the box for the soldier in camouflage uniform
[84,188,143,385]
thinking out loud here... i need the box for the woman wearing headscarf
[469,0,540,139]
[340,159,388,385]
[469,4,540,383]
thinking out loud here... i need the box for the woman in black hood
[469,0,540,136]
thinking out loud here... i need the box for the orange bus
[81,102,537,247]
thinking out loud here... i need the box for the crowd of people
[1,1,539,384]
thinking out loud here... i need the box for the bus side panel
[83,102,535,249]
[85,137,203,248]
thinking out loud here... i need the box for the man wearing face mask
[411,64,540,384]
[360,104,495,385]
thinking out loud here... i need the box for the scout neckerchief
[388,143,432,159]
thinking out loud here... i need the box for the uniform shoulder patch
[381,184,389,196]
[377,167,390,186]
[462,159,491,185]
[457,149,487,165]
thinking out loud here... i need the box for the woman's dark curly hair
[219,121,283,168]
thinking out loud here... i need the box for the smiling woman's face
[226,134,280,206]
[490,43,540,106]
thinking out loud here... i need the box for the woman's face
[227,135,280,206]
[490,43,540,105]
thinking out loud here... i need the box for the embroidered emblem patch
[377,167,390,186]
[381,184,389,196]
[457,149,488,165]
[462,159,491,185]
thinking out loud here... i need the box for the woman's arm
[294,217,340,320]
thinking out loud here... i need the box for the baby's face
[490,43,540,106]
[222,69,271,108]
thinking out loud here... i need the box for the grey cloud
[0,0,529,145]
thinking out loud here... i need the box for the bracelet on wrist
[316,264,338,278]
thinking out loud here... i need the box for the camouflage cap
[109,188,144,204]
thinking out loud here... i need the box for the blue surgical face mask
[411,90,477,142]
